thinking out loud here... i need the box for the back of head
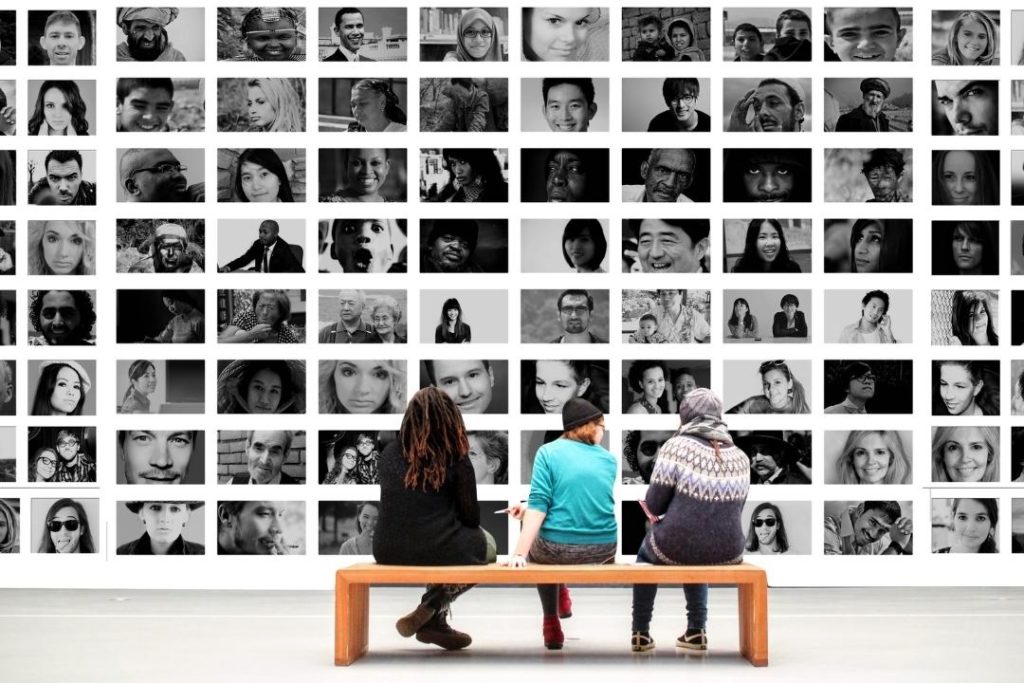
[399,386,468,490]
[678,387,723,424]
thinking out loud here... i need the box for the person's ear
[487,366,495,387]
[794,102,806,124]
[383,159,391,175]
[587,102,598,121]
[39,35,47,51]
[824,34,835,51]
[896,28,907,48]
[1,383,11,404]
[485,456,500,475]
[217,504,233,526]
[577,377,591,396]
[124,177,140,196]
[75,36,85,51]
[640,161,649,180]
[694,237,709,261]
[973,381,983,398]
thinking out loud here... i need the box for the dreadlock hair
[399,386,469,492]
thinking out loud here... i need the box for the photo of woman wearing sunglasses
[35,498,96,553]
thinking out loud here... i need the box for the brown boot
[415,609,472,650]
[396,603,435,638]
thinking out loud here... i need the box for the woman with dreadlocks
[373,386,496,651]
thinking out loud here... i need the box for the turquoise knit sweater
[527,438,618,545]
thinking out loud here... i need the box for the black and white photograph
[422,78,508,132]
[932,359,999,417]
[465,432,509,485]
[824,359,912,415]
[219,289,306,344]
[115,7,205,62]
[1013,361,1024,416]
[116,501,205,556]
[931,426,999,483]
[319,501,379,555]
[824,500,913,555]
[622,8,709,61]
[1014,430,1024,480]
[0,498,18,552]
[735,431,812,485]
[622,289,710,344]
[931,79,997,136]
[722,148,811,203]
[117,78,204,133]
[724,7,812,62]
[28,360,94,417]
[1014,81,1024,134]
[420,359,508,415]
[422,290,508,344]
[825,289,911,344]
[31,498,99,553]
[27,220,95,275]
[0,222,13,276]
[28,10,96,65]
[217,148,305,203]
[0,361,11,416]
[622,78,709,133]
[27,79,95,135]
[932,221,998,275]
[725,359,812,415]
[421,148,508,202]
[0,429,14,482]
[932,499,999,554]
[723,290,812,343]
[724,218,810,273]
[28,427,96,484]
[318,289,407,344]
[931,290,999,346]
[522,6,608,61]
[622,148,709,203]
[824,430,912,484]
[217,359,306,415]
[217,430,306,485]
[420,7,508,61]
[522,77,604,133]
[723,78,810,132]
[0,291,10,345]
[319,148,407,203]
[823,218,913,273]
[521,359,607,415]
[116,290,204,344]
[1012,151,1024,205]
[622,219,709,274]
[218,77,305,132]
[115,148,203,203]
[116,359,204,415]
[216,500,305,555]
[319,218,406,274]
[116,219,204,274]
[0,152,13,206]
[217,7,306,62]
[28,289,95,346]
[521,289,608,344]
[319,430,395,485]
[824,7,912,62]
[1014,291,1024,346]
[622,360,710,416]
[931,10,999,65]
[1015,500,1024,553]
[742,501,812,555]
[320,359,407,414]
[28,149,96,206]
[218,219,304,274]
[522,148,606,203]
[0,11,16,65]
[116,429,204,485]
[317,6,407,61]
[621,430,674,484]
[522,218,608,274]
[419,218,507,273]
[934,150,998,205]
[824,148,913,203]
[522,429,609,483]
[321,78,407,132]
[824,77,912,132]
[0,81,12,136]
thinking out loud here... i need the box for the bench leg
[335,578,370,666]
[737,578,768,667]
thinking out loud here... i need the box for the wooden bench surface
[337,562,766,585]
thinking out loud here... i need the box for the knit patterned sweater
[643,426,750,565]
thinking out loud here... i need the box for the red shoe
[558,585,573,619]
[543,615,564,650]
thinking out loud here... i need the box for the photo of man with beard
[421,219,482,273]
[836,78,892,132]
[726,78,808,132]
[622,430,674,484]
[116,8,186,61]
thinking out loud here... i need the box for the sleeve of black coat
[453,456,481,528]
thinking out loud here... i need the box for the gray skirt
[528,536,616,565]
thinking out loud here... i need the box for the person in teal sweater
[506,398,617,650]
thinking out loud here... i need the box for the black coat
[835,106,890,133]
[223,237,304,273]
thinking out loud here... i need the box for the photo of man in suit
[218,220,304,272]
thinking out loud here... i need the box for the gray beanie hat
[678,387,723,424]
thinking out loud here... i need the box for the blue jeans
[631,543,709,632]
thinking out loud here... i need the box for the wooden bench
[335,563,768,666]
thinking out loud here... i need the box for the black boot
[415,609,472,650]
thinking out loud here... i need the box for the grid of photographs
[0,6,1022,581]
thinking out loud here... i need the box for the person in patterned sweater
[629,388,750,654]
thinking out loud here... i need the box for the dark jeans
[631,543,709,632]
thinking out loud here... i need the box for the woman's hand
[506,503,527,520]
[504,553,528,568]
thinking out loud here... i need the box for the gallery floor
[1,586,1021,682]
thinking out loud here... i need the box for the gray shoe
[396,604,435,638]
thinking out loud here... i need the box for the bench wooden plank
[335,563,768,667]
